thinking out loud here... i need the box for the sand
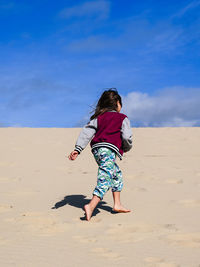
[0,127,200,267]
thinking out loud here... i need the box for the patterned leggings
[92,147,123,200]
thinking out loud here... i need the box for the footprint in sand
[106,223,157,243]
[162,232,200,248]
[163,224,178,232]
[132,187,148,192]
[144,256,164,264]
[0,205,13,213]
[165,179,183,184]
[91,247,122,260]
[73,235,97,244]
[9,212,71,236]
[144,257,179,267]
[0,161,16,167]
[0,177,20,182]
[178,199,200,207]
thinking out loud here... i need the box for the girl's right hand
[68,151,79,161]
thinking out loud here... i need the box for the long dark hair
[90,88,122,120]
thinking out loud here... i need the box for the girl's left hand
[68,151,79,161]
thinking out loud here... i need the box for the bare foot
[113,205,131,213]
[84,204,93,221]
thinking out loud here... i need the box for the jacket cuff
[75,145,83,154]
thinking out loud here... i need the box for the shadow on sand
[52,194,115,220]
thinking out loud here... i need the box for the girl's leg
[84,195,101,221]
[85,148,113,221]
[112,162,131,213]
[112,191,131,213]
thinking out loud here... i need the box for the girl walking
[68,89,133,221]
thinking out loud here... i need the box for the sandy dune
[0,128,200,267]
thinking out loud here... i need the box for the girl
[68,89,133,221]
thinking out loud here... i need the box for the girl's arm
[68,119,97,160]
[121,117,133,152]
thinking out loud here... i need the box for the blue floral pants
[92,147,123,200]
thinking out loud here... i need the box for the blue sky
[0,0,200,127]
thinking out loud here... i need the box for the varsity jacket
[74,111,133,160]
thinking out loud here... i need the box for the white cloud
[172,0,200,18]
[59,0,110,20]
[147,28,184,53]
[122,87,200,127]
